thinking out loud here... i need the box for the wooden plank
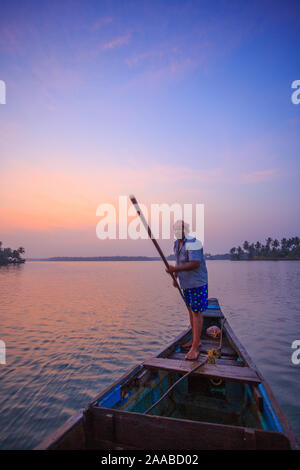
[199,340,236,357]
[89,406,290,450]
[208,297,220,307]
[178,337,237,357]
[202,309,224,318]
[143,357,261,384]
[170,352,243,367]
[224,320,259,371]
[243,428,256,450]
[88,437,139,450]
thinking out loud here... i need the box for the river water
[0,260,299,448]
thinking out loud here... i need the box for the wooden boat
[36,298,298,450]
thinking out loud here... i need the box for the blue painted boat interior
[97,368,283,432]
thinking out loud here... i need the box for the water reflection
[0,260,299,448]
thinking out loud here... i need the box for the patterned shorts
[183,285,208,313]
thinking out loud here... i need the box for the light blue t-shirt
[174,236,208,289]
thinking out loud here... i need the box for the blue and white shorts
[183,285,208,313]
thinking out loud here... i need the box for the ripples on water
[0,260,299,448]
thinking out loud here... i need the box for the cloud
[122,4,269,87]
[240,169,279,184]
[124,39,212,86]
[90,17,113,32]
[0,159,282,258]
[101,34,131,51]
[32,57,82,94]
[1,159,279,230]
[0,24,24,55]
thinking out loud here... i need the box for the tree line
[230,237,300,260]
[0,242,25,265]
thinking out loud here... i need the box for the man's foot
[185,346,200,361]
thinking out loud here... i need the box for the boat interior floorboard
[143,357,261,384]
[170,352,242,366]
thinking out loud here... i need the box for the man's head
[174,220,190,240]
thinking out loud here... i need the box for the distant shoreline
[232,257,300,261]
[25,255,300,262]
[26,256,161,262]
[26,254,231,262]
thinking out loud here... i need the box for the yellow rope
[206,317,225,364]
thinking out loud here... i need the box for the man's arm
[166,261,200,274]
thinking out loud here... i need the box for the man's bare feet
[185,346,200,361]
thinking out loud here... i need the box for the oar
[129,194,186,303]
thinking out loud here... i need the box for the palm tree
[294,237,300,256]
[243,241,249,254]
[255,241,261,256]
[281,238,287,249]
[293,237,300,252]
[0,244,26,265]
[265,237,272,256]
[237,246,243,260]
[287,238,293,251]
[248,243,255,259]
[229,236,299,260]
[270,239,279,258]
[3,247,12,258]
[280,238,288,257]
[12,250,20,262]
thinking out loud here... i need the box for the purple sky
[1,0,300,257]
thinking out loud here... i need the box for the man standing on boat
[165,220,208,361]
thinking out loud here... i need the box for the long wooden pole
[129,194,186,303]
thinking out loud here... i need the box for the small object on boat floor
[206,348,221,364]
[206,325,221,339]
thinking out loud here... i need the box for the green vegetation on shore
[0,242,25,266]
[230,237,300,260]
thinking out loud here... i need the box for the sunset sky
[1,0,300,257]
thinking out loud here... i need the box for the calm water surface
[0,260,299,448]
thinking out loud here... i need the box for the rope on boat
[143,358,208,415]
[144,318,226,415]
[206,317,225,364]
